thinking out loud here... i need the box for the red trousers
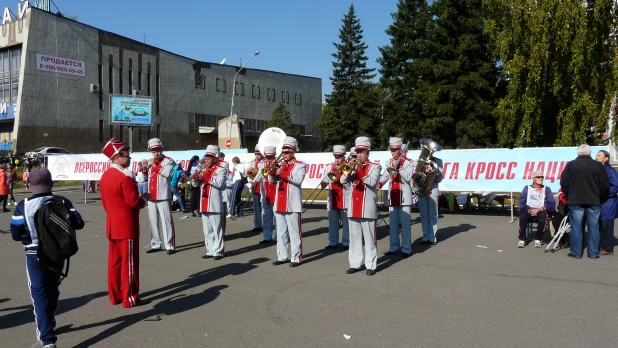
[108,238,139,308]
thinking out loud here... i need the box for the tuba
[411,138,442,196]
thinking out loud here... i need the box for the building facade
[0,6,322,154]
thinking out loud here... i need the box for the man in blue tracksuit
[10,168,84,348]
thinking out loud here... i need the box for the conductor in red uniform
[100,138,151,308]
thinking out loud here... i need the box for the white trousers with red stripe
[148,200,175,250]
[202,212,225,256]
[275,212,302,263]
[348,218,377,270]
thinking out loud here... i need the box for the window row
[207,77,302,106]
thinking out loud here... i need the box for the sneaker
[534,240,541,248]
[226,214,232,218]
[517,240,525,248]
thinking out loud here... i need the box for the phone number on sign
[39,64,84,75]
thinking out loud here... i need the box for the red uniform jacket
[100,164,146,240]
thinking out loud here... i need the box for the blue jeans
[568,204,601,258]
[230,180,244,216]
[253,194,263,229]
[600,219,615,252]
[138,182,148,195]
[171,186,185,211]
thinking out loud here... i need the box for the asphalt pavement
[1,189,617,348]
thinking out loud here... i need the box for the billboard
[110,95,153,126]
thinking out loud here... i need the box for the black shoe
[430,242,437,246]
[366,269,376,276]
[231,215,238,221]
[201,255,213,259]
[191,213,197,217]
[146,248,163,254]
[273,260,290,266]
[213,256,223,260]
[341,246,349,251]
[289,262,301,267]
[2,208,10,212]
[567,253,581,259]
[133,298,151,307]
[198,213,202,217]
[418,240,431,245]
[167,250,176,255]
[384,251,399,255]
[183,209,190,213]
[259,239,275,244]
[252,227,263,232]
[401,252,412,258]
[324,245,338,249]
[346,267,362,274]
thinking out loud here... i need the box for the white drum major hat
[333,145,346,156]
[389,137,403,149]
[205,145,219,158]
[282,136,298,151]
[264,145,276,157]
[147,138,164,151]
[355,136,371,152]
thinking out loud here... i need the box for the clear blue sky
[2,0,400,97]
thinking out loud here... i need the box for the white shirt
[232,163,246,182]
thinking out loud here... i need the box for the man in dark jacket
[560,144,610,259]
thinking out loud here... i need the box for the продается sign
[36,54,85,77]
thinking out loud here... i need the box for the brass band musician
[321,145,350,250]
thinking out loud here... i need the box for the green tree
[378,0,431,148]
[268,102,300,140]
[379,0,499,149]
[486,0,617,146]
[317,4,378,151]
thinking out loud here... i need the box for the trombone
[386,141,410,175]
[302,170,331,213]
[247,167,259,180]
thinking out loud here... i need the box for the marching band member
[258,146,278,243]
[340,136,382,276]
[100,138,149,308]
[269,136,306,267]
[200,145,229,260]
[321,145,350,250]
[380,137,414,257]
[146,138,177,255]
[417,155,444,245]
[250,145,264,231]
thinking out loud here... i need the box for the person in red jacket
[99,138,151,308]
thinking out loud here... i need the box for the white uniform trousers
[262,203,275,241]
[388,205,412,253]
[275,212,302,263]
[148,200,175,250]
[418,191,439,242]
[201,212,224,256]
[328,209,349,246]
[348,218,377,270]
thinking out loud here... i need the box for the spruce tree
[422,0,499,148]
[268,102,300,140]
[378,0,431,148]
[317,4,378,150]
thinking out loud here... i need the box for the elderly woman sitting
[518,170,556,248]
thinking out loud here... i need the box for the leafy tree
[268,102,300,140]
[317,4,378,150]
[486,0,617,146]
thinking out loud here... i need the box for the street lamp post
[230,50,260,144]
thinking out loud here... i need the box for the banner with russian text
[48,146,607,193]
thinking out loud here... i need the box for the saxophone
[411,138,442,196]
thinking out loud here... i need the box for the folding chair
[545,216,570,253]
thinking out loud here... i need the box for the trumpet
[327,154,353,182]
[247,167,259,180]
[261,154,283,177]
[340,159,357,176]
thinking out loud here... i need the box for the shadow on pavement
[64,258,268,347]
[0,291,107,331]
